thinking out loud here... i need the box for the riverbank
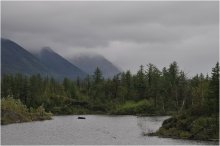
[1,99,167,125]
[0,98,169,125]
[148,113,219,142]
[1,98,219,143]
[1,98,52,125]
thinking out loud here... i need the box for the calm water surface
[1,115,218,145]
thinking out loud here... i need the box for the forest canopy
[1,61,218,116]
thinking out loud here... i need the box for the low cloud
[2,1,219,76]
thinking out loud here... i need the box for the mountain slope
[1,38,50,75]
[68,53,121,78]
[34,47,87,80]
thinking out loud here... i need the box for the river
[1,115,218,145]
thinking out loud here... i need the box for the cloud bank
[2,1,219,76]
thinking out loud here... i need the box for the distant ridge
[1,38,86,80]
[1,38,50,76]
[34,47,87,80]
[68,53,121,78]
[1,38,120,80]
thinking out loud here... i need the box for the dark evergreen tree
[134,65,146,100]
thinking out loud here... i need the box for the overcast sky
[2,1,219,76]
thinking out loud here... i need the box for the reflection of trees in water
[137,117,153,134]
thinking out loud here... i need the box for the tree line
[1,61,219,116]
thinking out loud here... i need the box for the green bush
[1,97,30,116]
[113,100,155,115]
[190,117,218,140]
[179,131,191,139]
[1,97,52,125]
[191,117,207,134]
[1,97,31,124]
[166,128,179,137]
[156,114,219,141]
[156,127,166,135]
[30,105,52,121]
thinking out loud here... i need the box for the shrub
[191,117,208,134]
[156,114,219,141]
[114,100,155,115]
[179,131,191,139]
[1,97,52,125]
[1,97,31,124]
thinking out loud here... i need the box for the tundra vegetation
[1,61,219,141]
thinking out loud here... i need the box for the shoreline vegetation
[1,62,219,142]
[1,97,52,125]
[147,114,219,142]
[1,97,168,125]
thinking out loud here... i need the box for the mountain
[2,38,118,80]
[1,38,86,80]
[34,47,86,80]
[1,38,50,76]
[68,53,121,78]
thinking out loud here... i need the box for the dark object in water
[78,117,86,119]
[112,136,116,139]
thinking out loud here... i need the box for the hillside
[68,53,121,78]
[1,38,50,76]
[34,47,87,80]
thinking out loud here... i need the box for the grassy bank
[110,100,167,116]
[1,97,52,125]
[152,112,219,141]
[1,98,168,125]
[50,99,168,116]
[2,97,219,143]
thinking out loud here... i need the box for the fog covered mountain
[1,38,120,80]
[1,38,50,76]
[34,47,86,80]
[68,53,121,78]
